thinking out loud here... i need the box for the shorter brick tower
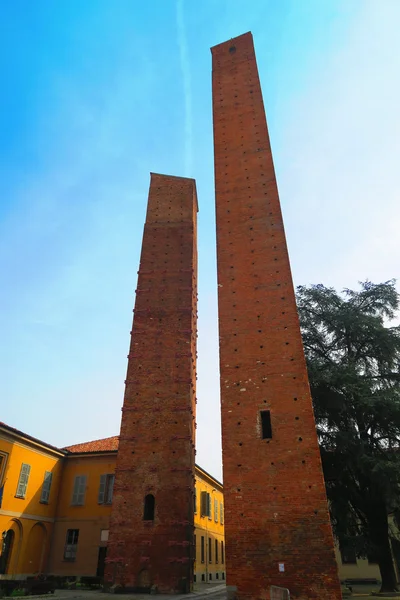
[212,33,342,600]
[105,174,198,593]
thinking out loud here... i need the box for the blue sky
[1,0,399,480]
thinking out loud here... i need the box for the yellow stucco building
[0,422,64,577]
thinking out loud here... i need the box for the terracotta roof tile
[64,435,119,453]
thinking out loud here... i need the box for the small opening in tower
[260,410,272,439]
[143,494,155,520]
[229,46,236,54]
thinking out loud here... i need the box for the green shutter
[72,475,87,505]
[207,493,211,517]
[40,471,52,503]
[200,491,207,516]
[98,474,107,504]
[16,463,31,498]
[77,476,86,504]
[106,475,115,504]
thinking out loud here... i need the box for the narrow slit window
[260,410,272,439]
[143,494,155,521]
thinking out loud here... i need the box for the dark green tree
[296,280,400,592]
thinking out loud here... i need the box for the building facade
[0,422,64,577]
[0,425,225,584]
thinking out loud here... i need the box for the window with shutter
[98,474,115,505]
[72,475,87,505]
[16,463,31,499]
[201,536,205,563]
[208,537,212,562]
[215,539,219,563]
[221,541,224,564]
[40,471,53,504]
[98,474,107,504]
[64,529,79,560]
[220,502,224,524]
[194,486,197,513]
[200,491,207,517]
[214,498,218,522]
[105,475,114,504]
[207,493,212,519]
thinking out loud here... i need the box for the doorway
[0,530,15,574]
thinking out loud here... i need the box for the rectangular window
[194,534,196,560]
[98,474,115,504]
[194,486,197,514]
[200,491,211,518]
[64,529,79,561]
[208,537,212,563]
[71,475,87,505]
[40,471,53,504]
[260,410,272,439]
[221,541,224,564]
[215,539,219,563]
[201,536,205,563]
[214,498,218,522]
[16,463,31,499]
[220,502,224,525]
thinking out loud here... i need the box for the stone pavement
[3,584,227,600]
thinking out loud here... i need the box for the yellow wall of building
[334,546,381,582]
[48,453,115,576]
[194,468,225,583]
[0,429,64,578]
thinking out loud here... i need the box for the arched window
[143,494,155,521]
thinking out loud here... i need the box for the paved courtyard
[1,584,227,600]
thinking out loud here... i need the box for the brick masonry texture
[105,173,198,593]
[211,33,342,600]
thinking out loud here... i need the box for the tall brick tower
[211,33,341,600]
[105,173,198,593]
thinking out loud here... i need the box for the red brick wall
[211,33,342,600]
[105,173,198,593]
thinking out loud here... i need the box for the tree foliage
[297,280,400,591]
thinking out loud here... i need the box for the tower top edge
[149,172,199,212]
[210,31,253,54]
